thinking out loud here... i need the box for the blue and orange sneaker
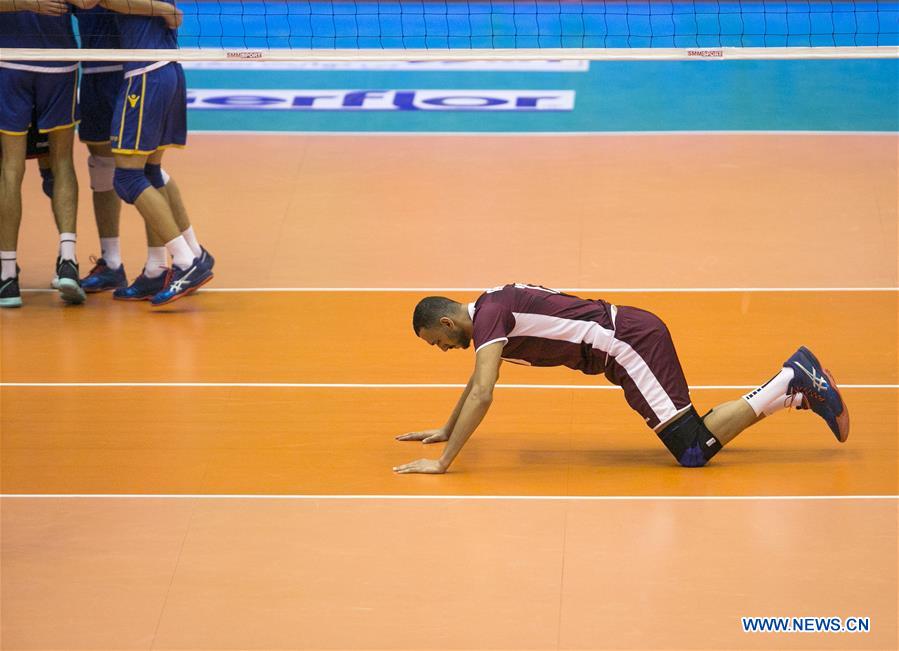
[784,346,849,442]
[149,256,214,306]
[113,270,168,301]
[81,256,127,293]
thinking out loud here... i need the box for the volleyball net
[1,1,898,62]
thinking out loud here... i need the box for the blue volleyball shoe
[113,270,168,301]
[784,346,849,442]
[55,257,86,305]
[149,256,214,306]
[81,256,128,293]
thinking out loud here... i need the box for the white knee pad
[87,155,115,192]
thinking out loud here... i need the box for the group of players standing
[0,0,213,308]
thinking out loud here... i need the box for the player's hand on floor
[393,458,447,474]
[395,428,449,444]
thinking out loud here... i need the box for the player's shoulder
[473,284,521,316]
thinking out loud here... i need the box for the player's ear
[439,316,455,330]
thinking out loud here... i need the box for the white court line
[20,287,899,293]
[188,130,899,137]
[0,494,895,501]
[1,383,895,389]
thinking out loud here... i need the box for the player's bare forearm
[437,389,493,469]
[444,376,474,432]
[0,0,73,13]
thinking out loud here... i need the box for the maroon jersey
[470,284,616,374]
[469,283,691,429]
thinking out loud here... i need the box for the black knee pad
[657,407,722,467]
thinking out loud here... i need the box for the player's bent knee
[87,155,115,192]
[657,406,722,468]
[113,167,151,204]
[144,163,166,189]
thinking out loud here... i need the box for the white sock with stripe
[742,367,799,417]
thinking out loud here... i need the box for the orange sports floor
[1,134,897,650]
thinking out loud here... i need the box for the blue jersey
[114,0,178,77]
[0,10,78,71]
[75,6,122,72]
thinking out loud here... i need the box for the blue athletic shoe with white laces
[784,346,849,442]
[113,270,168,301]
[81,256,127,293]
[149,256,214,306]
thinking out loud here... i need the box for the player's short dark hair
[413,296,459,335]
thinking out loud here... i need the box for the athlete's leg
[0,133,26,307]
[144,151,206,263]
[47,127,78,250]
[0,133,26,262]
[78,142,129,292]
[47,127,87,305]
[87,142,122,244]
[708,347,848,444]
[113,151,187,255]
[700,399,760,445]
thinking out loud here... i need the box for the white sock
[181,226,202,258]
[144,247,168,278]
[762,392,805,417]
[165,235,195,269]
[59,233,77,261]
[0,251,16,280]
[100,237,121,269]
[742,367,796,417]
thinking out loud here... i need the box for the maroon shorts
[602,305,692,429]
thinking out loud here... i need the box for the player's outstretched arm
[0,0,69,14]
[393,343,503,475]
[99,0,182,28]
[396,377,474,444]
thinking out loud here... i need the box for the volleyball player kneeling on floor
[393,283,849,474]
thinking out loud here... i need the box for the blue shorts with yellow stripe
[79,69,124,144]
[0,65,79,135]
[110,62,187,155]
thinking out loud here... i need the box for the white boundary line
[1,383,895,389]
[0,494,895,501]
[186,130,899,136]
[19,287,899,293]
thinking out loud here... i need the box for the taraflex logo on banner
[186,89,575,111]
